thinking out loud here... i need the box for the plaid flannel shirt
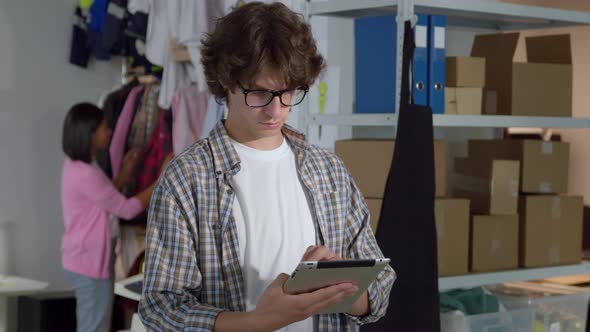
[139,122,396,331]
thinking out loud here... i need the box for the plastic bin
[490,283,590,332]
[441,308,534,332]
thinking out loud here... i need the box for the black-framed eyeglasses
[237,81,309,108]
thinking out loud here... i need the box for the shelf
[0,276,48,296]
[309,0,590,30]
[439,262,590,291]
[307,114,590,128]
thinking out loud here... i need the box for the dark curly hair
[201,2,325,101]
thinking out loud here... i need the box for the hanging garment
[69,7,92,68]
[171,86,225,155]
[88,0,111,60]
[362,20,440,332]
[103,78,140,132]
[170,85,208,154]
[178,0,224,92]
[155,1,199,109]
[144,0,167,66]
[102,0,129,55]
[95,79,140,178]
[135,109,172,193]
[127,85,150,149]
[127,84,161,149]
[110,85,144,178]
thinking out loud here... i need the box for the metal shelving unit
[306,114,590,128]
[307,0,590,290]
[439,262,590,291]
[309,0,590,29]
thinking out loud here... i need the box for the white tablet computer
[283,258,391,314]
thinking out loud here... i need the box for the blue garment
[89,0,109,32]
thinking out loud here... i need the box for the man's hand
[215,273,357,332]
[254,273,358,330]
[301,245,370,317]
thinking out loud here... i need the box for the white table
[114,273,143,302]
[115,274,146,332]
[0,276,49,332]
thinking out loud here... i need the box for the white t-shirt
[230,137,316,332]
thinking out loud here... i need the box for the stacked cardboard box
[435,199,471,276]
[334,139,446,199]
[456,139,582,271]
[467,139,569,194]
[365,196,471,277]
[453,159,520,272]
[470,214,519,272]
[471,33,572,117]
[336,139,472,277]
[445,56,486,115]
[519,196,583,267]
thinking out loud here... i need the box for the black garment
[362,21,440,332]
[69,7,91,68]
[103,78,139,132]
[103,0,129,55]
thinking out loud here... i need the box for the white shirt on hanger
[230,137,316,332]
[127,0,149,14]
[145,0,167,66]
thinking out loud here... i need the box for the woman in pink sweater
[60,103,166,332]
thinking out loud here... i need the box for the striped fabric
[139,121,396,331]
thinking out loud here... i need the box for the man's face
[225,66,291,145]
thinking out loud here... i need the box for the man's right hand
[253,273,358,330]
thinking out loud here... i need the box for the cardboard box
[519,195,583,268]
[454,158,520,215]
[367,197,470,276]
[446,56,486,87]
[365,198,382,233]
[472,33,572,117]
[335,140,446,198]
[471,214,519,272]
[445,87,483,115]
[467,139,569,194]
[436,199,470,276]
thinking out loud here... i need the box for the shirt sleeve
[344,174,396,325]
[138,180,224,332]
[80,166,144,220]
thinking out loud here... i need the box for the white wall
[0,0,121,290]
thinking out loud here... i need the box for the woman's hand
[113,147,143,191]
[120,147,143,178]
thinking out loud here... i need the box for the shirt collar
[208,121,309,177]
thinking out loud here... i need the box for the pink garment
[61,159,143,279]
[171,85,208,154]
[110,85,144,177]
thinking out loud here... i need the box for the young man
[139,2,395,331]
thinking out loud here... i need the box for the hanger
[169,39,191,63]
[137,74,157,84]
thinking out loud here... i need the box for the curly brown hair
[201,2,325,101]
